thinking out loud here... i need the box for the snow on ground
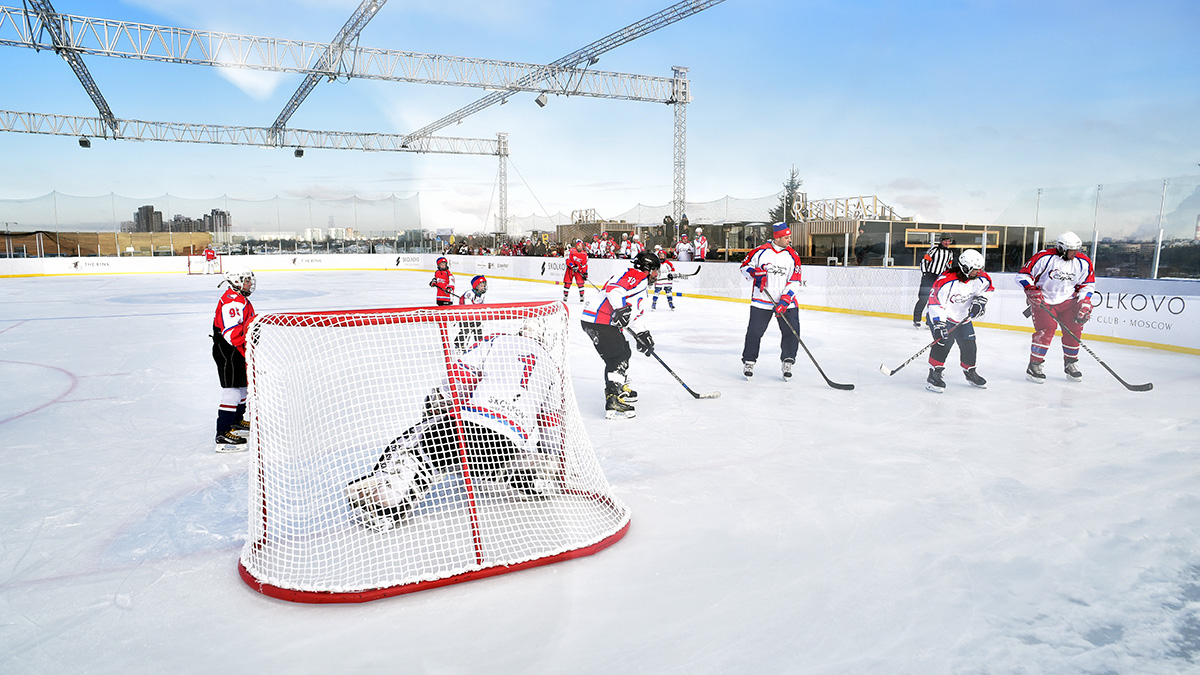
[2,269,1199,674]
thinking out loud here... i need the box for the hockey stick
[632,337,721,399]
[760,288,854,390]
[1032,299,1153,392]
[879,320,969,376]
[588,278,721,399]
[668,266,702,280]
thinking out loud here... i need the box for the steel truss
[0,5,678,103]
[0,109,500,155]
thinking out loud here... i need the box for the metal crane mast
[21,0,118,135]
[269,0,387,144]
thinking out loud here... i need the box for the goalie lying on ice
[346,331,566,531]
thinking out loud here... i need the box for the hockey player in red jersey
[1016,231,1096,383]
[430,257,455,306]
[202,245,218,274]
[563,239,589,302]
[580,251,660,419]
[212,269,257,451]
[739,222,803,381]
[923,249,994,393]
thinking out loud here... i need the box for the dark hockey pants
[741,306,799,363]
[581,321,630,387]
[928,320,977,369]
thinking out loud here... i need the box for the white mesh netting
[237,301,630,602]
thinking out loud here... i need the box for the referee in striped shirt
[913,234,956,327]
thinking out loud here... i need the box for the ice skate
[1026,361,1046,384]
[913,321,922,329]
[742,360,755,379]
[925,366,946,393]
[963,367,987,389]
[620,383,638,403]
[781,358,795,381]
[605,381,636,419]
[215,430,247,453]
[605,393,636,419]
[230,418,251,438]
[1064,359,1082,382]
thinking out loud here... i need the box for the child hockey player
[430,256,455,306]
[924,249,994,393]
[212,269,256,452]
[563,239,589,302]
[651,249,677,311]
[580,251,660,419]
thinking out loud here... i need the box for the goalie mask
[223,269,256,297]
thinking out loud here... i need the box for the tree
[768,166,805,225]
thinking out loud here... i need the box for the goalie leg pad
[502,455,559,500]
[346,453,432,528]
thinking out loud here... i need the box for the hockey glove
[633,330,654,356]
[931,321,949,343]
[749,268,769,290]
[1023,285,1044,305]
[1076,297,1094,324]
[429,279,438,288]
[773,300,789,316]
[968,297,987,319]
[582,272,587,282]
[609,305,633,329]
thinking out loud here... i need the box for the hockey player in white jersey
[580,251,660,418]
[1016,231,1097,383]
[453,275,488,351]
[675,234,693,262]
[692,227,709,261]
[346,326,564,531]
[739,222,803,381]
[923,249,994,393]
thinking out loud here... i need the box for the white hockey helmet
[957,249,985,276]
[633,233,640,240]
[1056,231,1083,253]
[695,227,703,235]
[223,269,256,296]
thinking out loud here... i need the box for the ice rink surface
[2,269,1199,674]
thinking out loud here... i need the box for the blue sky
[1,0,1198,236]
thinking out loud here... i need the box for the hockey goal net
[237,300,630,602]
[187,253,223,275]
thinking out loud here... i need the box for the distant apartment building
[302,227,324,242]
[125,204,163,232]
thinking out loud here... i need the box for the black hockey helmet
[632,250,661,273]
